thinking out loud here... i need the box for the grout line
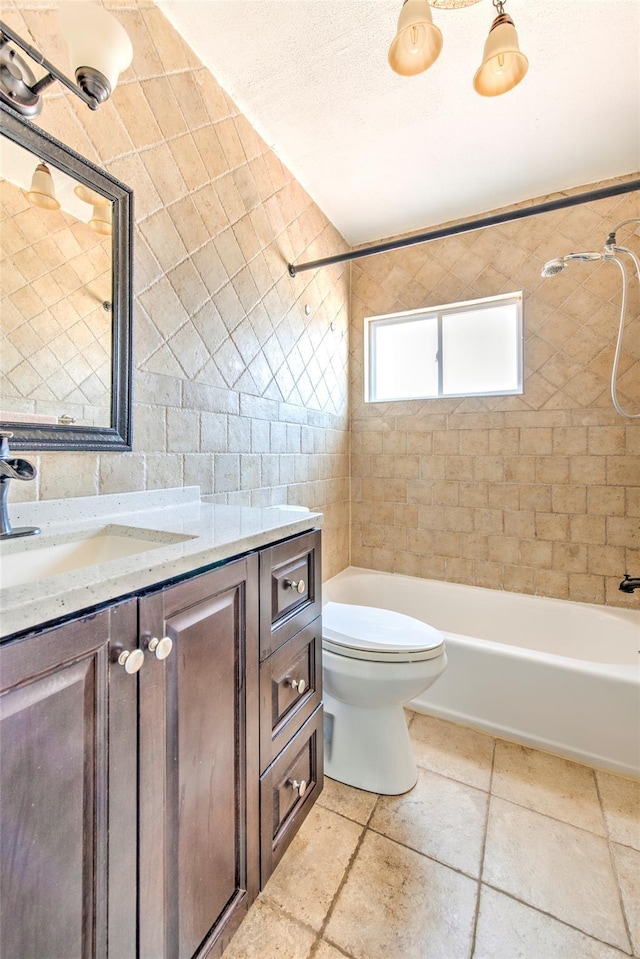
[308,792,382,957]
[480,880,635,957]
[594,769,636,955]
[468,736,497,959]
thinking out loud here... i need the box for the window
[364,291,523,403]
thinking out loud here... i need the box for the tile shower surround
[224,713,640,959]
[350,187,640,607]
[2,1,638,600]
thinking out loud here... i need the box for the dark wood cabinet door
[0,600,138,959]
[139,555,260,959]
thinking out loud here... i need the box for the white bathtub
[323,567,640,778]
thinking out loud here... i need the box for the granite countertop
[0,487,322,640]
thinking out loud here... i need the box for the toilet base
[323,691,417,795]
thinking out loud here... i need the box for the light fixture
[88,203,112,236]
[25,162,60,211]
[473,0,528,96]
[0,3,132,118]
[74,183,110,207]
[388,0,443,77]
[388,0,527,96]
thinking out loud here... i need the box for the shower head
[541,251,605,278]
[541,258,566,277]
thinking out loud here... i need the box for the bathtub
[323,567,640,778]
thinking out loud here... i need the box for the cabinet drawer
[260,706,324,885]
[260,617,322,773]
[259,530,321,660]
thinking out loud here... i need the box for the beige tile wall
[2,0,351,578]
[350,184,640,607]
[1,179,112,425]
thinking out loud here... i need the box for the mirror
[0,102,132,450]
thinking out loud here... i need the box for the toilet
[322,602,447,795]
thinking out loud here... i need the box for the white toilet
[322,602,447,795]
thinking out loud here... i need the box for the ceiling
[158,0,640,246]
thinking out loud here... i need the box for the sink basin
[0,524,196,590]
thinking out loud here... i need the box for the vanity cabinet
[258,530,324,884]
[0,600,138,959]
[138,554,259,959]
[0,528,322,959]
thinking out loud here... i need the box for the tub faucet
[619,574,640,594]
[0,431,40,540]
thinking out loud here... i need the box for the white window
[364,291,523,403]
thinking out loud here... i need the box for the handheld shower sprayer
[541,219,640,419]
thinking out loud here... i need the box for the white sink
[0,524,196,590]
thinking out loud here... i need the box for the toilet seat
[322,602,444,662]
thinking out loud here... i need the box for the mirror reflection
[0,135,113,429]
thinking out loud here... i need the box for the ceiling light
[388,0,527,96]
[474,0,528,96]
[0,4,132,118]
[25,163,60,211]
[388,0,443,77]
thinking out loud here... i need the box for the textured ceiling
[159,0,640,246]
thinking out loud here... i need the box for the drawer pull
[289,678,306,694]
[117,648,144,674]
[289,778,307,798]
[148,636,173,660]
[285,579,306,594]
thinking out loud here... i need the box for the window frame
[364,290,524,403]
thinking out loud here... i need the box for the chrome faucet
[619,574,640,594]
[0,431,40,540]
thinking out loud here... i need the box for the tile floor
[224,712,640,959]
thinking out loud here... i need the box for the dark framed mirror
[0,101,133,450]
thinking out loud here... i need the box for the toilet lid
[322,602,444,661]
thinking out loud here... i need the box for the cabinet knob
[288,778,307,798]
[285,579,306,594]
[117,648,144,674]
[289,678,306,694]
[148,636,173,660]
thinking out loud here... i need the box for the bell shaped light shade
[473,12,528,96]
[89,204,112,236]
[388,0,443,77]
[25,163,60,211]
[58,2,133,104]
[74,183,110,207]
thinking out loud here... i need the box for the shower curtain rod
[287,178,640,277]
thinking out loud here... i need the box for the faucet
[0,431,40,540]
[619,574,640,594]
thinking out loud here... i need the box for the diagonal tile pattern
[226,713,640,959]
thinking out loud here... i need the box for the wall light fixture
[0,2,132,118]
[389,0,528,96]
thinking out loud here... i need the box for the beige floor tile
[474,886,631,959]
[483,797,630,951]
[324,831,477,959]
[409,712,494,791]
[262,805,363,931]
[318,776,379,825]
[370,766,488,877]
[597,771,640,850]
[222,898,315,959]
[612,842,640,957]
[492,740,605,834]
[314,942,352,959]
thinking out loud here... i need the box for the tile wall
[1,178,112,426]
[350,185,639,606]
[1,0,351,579]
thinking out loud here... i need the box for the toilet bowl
[322,602,447,795]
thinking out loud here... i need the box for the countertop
[0,487,322,640]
